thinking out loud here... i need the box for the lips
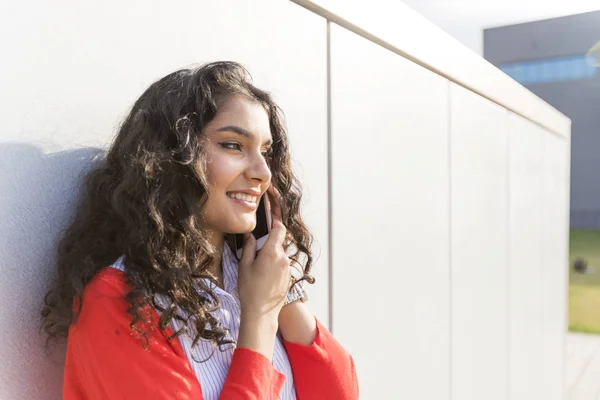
[226,192,258,204]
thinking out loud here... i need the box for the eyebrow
[217,125,273,146]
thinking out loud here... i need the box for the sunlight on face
[200,96,273,237]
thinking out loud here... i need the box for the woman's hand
[237,186,290,322]
[236,186,291,359]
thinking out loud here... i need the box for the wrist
[240,311,279,333]
[237,315,279,361]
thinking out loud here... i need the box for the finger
[267,186,283,221]
[239,233,257,266]
[263,192,273,231]
[264,218,286,251]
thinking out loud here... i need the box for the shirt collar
[112,245,240,298]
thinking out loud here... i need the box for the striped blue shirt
[110,244,296,400]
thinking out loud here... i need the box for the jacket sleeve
[283,318,359,400]
[63,269,285,400]
[220,348,286,399]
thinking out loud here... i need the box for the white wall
[298,1,570,399]
[542,132,570,400]
[330,24,450,400]
[450,84,509,400]
[508,114,545,399]
[1,0,571,399]
[0,1,328,398]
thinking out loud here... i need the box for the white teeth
[228,192,257,203]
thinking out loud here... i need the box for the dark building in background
[484,10,600,229]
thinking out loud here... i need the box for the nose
[245,152,272,184]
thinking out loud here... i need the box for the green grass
[569,230,600,334]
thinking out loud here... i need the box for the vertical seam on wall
[564,136,571,397]
[539,126,544,399]
[506,110,511,400]
[326,20,334,334]
[447,80,453,400]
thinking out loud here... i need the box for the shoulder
[64,269,202,399]
[85,265,131,298]
[69,267,132,337]
[71,265,179,346]
[72,267,132,323]
[69,266,176,357]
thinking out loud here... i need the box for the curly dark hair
[41,61,315,353]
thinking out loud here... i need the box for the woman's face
[200,96,273,236]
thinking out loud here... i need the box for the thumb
[239,233,257,267]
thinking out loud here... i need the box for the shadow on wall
[0,143,105,400]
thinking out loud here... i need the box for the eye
[219,142,242,151]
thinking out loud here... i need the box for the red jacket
[63,268,359,399]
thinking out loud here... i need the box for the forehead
[209,96,272,140]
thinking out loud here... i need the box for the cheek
[204,153,239,192]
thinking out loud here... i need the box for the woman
[41,61,358,400]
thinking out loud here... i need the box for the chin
[228,221,256,235]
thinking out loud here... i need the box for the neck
[206,231,225,287]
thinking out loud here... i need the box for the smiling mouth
[226,192,258,203]
[226,192,260,210]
